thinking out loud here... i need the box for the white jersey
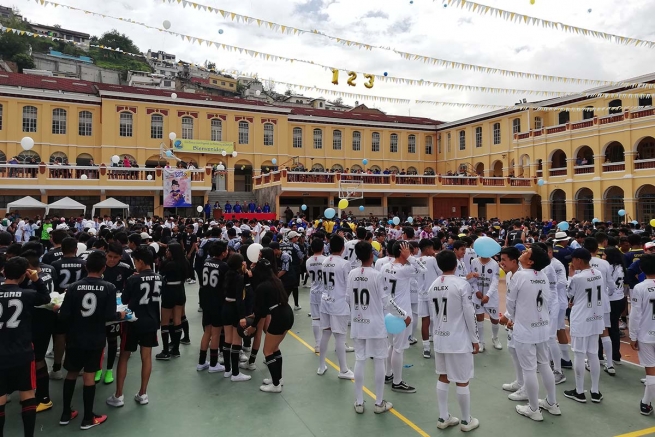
[342,239,362,270]
[381,256,426,313]
[589,256,612,314]
[306,255,326,306]
[410,278,419,305]
[320,254,351,316]
[418,255,442,303]
[470,258,500,309]
[629,279,655,344]
[607,264,625,301]
[374,256,393,271]
[428,275,478,353]
[464,248,477,269]
[542,264,558,312]
[347,267,406,340]
[456,258,470,281]
[550,256,568,310]
[506,269,550,344]
[567,268,605,337]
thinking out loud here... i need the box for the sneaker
[354,403,365,414]
[460,417,480,432]
[508,386,528,401]
[385,374,394,384]
[561,359,573,369]
[134,393,149,405]
[197,362,210,371]
[156,352,171,361]
[516,404,543,421]
[263,378,284,386]
[180,338,191,345]
[478,343,485,353]
[563,389,586,403]
[423,349,431,359]
[94,370,102,383]
[46,349,54,358]
[338,370,355,380]
[492,337,503,350]
[103,369,114,385]
[49,369,63,380]
[224,371,232,378]
[539,398,562,415]
[391,381,416,393]
[437,414,459,429]
[37,400,53,413]
[59,410,79,426]
[590,392,603,403]
[218,353,224,364]
[197,306,203,312]
[170,349,181,358]
[80,414,107,430]
[314,345,319,353]
[604,365,616,376]
[239,351,249,362]
[374,400,393,414]
[553,371,566,385]
[239,362,256,371]
[642,378,647,384]
[187,279,196,284]
[619,320,627,330]
[317,366,328,375]
[344,344,355,353]
[208,364,225,373]
[231,373,252,382]
[641,402,654,416]
[260,383,282,393]
[408,336,418,345]
[502,380,520,392]
[585,359,590,371]
[294,306,302,311]
[106,394,124,408]
[243,346,251,354]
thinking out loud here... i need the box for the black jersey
[103,262,134,294]
[0,282,51,369]
[52,257,87,292]
[199,258,228,309]
[506,229,523,243]
[120,247,134,269]
[58,277,118,350]
[78,249,95,261]
[122,269,162,333]
[42,247,64,266]
[184,233,198,255]
[37,263,58,294]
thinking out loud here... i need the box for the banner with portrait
[163,169,192,208]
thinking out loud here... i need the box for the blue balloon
[388,220,393,225]
[301,204,307,211]
[362,159,368,165]
[537,179,545,186]
[324,208,336,219]
[592,218,600,223]
[473,236,501,258]
[165,150,173,157]
[632,220,638,225]
[359,205,365,211]
[407,216,413,223]
[558,221,569,231]
[218,29,224,34]
[385,313,406,335]
[392,216,400,225]
[272,158,277,165]
[383,72,388,76]
[618,209,626,217]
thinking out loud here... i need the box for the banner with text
[173,139,235,154]
[163,169,192,208]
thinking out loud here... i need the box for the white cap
[140,232,150,241]
[88,228,97,236]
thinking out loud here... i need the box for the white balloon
[150,242,160,254]
[196,206,203,212]
[232,151,237,158]
[111,155,120,164]
[76,243,87,257]
[168,132,176,141]
[20,136,34,150]
[147,174,153,180]
[246,243,263,263]
[163,20,171,29]
[80,174,88,180]
[255,90,261,96]
[171,92,177,99]
[297,218,302,224]
[221,150,227,157]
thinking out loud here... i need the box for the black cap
[269,242,280,250]
[571,248,591,262]
[241,230,251,237]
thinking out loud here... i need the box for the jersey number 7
[433,297,447,322]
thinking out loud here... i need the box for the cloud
[387,17,413,35]
[293,0,330,22]
[362,10,389,19]
[514,45,531,54]
[457,17,472,25]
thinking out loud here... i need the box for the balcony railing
[571,120,594,130]
[599,113,625,124]
[546,125,567,134]
[286,171,336,184]
[602,162,625,172]
[549,168,567,177]
[341,174,391,184]
[481,177,505,186]
[396,174,436,185]
[632,108,655,119]
[635,158,655,170]
[574,165,595,175]
[509,178,532,187]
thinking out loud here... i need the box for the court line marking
[288,331,430,437]
[615,426,655,437]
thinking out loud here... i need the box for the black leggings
[608,298,627,361]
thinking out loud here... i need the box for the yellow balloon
[530,0,535,4]
[338,199,349,209]
[499,269,506,279]
[651,218,655,227]
[372,241,381,252]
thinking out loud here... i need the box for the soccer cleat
[563,389,586,403]
[641,402,654,416]
[344,344,355,353]
[59,410,79,426]
[259,383,282,393]
[460,417,480,432]
[338,370,355,380]
[197,362,210,371]
[134,393,149,405]
[263,378,284,386]
[385,374,394,384]
[49,369,63,380]
[231,373,252,382]
[502,380,520,392]
[508,386,528,401]
[437,415,459,429]
[408,336,418,345]
[553,371,567,385]
[155,352,171,361]
[317,366,328,376]
[239,362,257,371]
[37,401,53,413]
[170,349,181,358]
[94,370,102,383]
[538,399,562,416]
[80,414,107,430]
[374,400,393,414]
[294,305,302,311]
[106,394,124,408]
[492,337,503,350]
[391,381,416,393]
[604,365,616,376]
[516,404,543,421]
[590,392,603,403]
[561,359,573,369]
[208,363,225,373]
[354,403,365,414]
[180,338,191,345]
[423,349,431,359]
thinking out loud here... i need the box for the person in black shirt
[41,229,68,266]
[156,243,189,360]
[58,251,123,430]
[183,224,198,284]
[221,254,251,382]
[0,257,50,437]
[107,246,161,408]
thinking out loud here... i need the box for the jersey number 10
[352,288,370,310]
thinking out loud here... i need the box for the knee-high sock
[523,368,539,411]
[423,340,431,352]
[391,349,404,385]
[161,326,170,353]
[437,381,450,420]
[334,333,348,372]
[386,344,393,377]
[319,331,331,370]
[171,325,183,351]
[20,398,37,437]
[209,349,218,367]
[411,312,418,338]
[248,348,259,365]
[223,346,232,373]
[509,347,524,386]
[574,351,586,394]
[537,362,557,406]
[312,321,322,348]
[491,323,499,339]
[643,375,655,404]
[106,336,118,370]
[560,343,571,361]
[181,315,190,340]
[478,321,485,344]
[456,385,471,423]
[265,354,281,386]
[548,338,562,372]
[35,365,50,403]
[231,345,242,376]
[587,352,601,393]
[276,352,283,382]
[601,336,613,366]
[62,378,76,415]
[354,360,365,405]
[374,358,386,405]
[82,385,95,421]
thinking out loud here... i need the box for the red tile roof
[289,107,441,126]
[0,73,97,94]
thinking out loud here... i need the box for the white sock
[411,312,418,338]
[538,362,557,405]
[491,323,499,339]
[334,333,348,373]
[509,346,524,386]
[354,360,365,405]
[456,385,471,423]
[587,352,601,393]
[548,338,562,372]
[560,343,571,361]
[601,336,613,366]
[574,351,586,394]
[643,375,655,405]
[391,349,404,384]
[319,330,331,370]
[437,381,450,420]
[478,320,485,344]
[523,368,539,411]
[386,344,393,377]
[312,323,322,347]
[374,358,386,405]
[422,340,431,352]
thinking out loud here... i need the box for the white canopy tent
[47,197,86,214]
[91,197,129,217]
[6,196,49,214]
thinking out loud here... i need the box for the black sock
[181,316,190,340]
[199,350,207,366]
[35,365,50,403]
[106,337,118,369]
[274,350,283,385]
[0,404,5,436]
[219,332,226,351]
[264,354,277,384]
[62,378,76,415]
[231,345,241,376]
[243,336,252,349]
[223,346,232,372]
[171,325,183,351]
[292,287,299,307]
[161,326,170,353]
[209,349,218,367]
[82,385,96,421]
[249,348,259,365]
[20,398,37,437]
[53,362,62,372]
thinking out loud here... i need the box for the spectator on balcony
[576,157,583,166]
[248,200,256,213]
[383,168,390,175]
[581,157,588,166]
[224,201,232,213]
[399,168,406,175]
[234,201,242,213]
[263,203,271,213]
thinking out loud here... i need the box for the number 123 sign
[331,69,375,89]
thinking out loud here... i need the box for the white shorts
[418,300,431,318]
[571,335,600,354]
[549,311,559,339]
[411,303,418,316]
[475,305,499,319]
[435,352,474,383]
[506,327,515,349]
[310,303,321,320]
[389,325,411,352]
[638,342,655,368]
[514,341,550,371]
[558,308,567,330]
[604,313,611,328]
[353,338,389,360]
[320,313,350,335]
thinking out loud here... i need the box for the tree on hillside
[95,29,141,57]
[0,16,36,70]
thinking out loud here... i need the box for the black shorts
[32,308,56,362]
[0,362,36,396]
[221,302,239,327]
[267,305,294,335]
[121,323,158,352]
[161,284,187,309]
[54,317,69,335]
[64,348,103,373]
[202,307,223,328]
[106,323,122,339]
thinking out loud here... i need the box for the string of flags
[415,100,653,113]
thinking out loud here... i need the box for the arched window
[292,127,302,148]
[534,117,542,130]
[459,131,466,150]
[583,106,594,120]
[389,166,400,173]
[332,130,341,150]
[639,95,653,107]
[119,111,133,137]
[17,150,40,164]
[558,111,570,125]
[475,127,482,148]
[390,134,398,153]
[512,118,521,134]
[0,150,6,164]
[312,163,324,172]
[609,99,622,115]
[263,123,274,146]
[493,123,501,144]
[238,121,249,144]
[182,116,194,139]
[49,151,68,164]
[313,128,323,149]
[352,131,361,151]
[211,119,222,141]
[78,111,92,136]
[23,106,37,132]
[407,166,418,174]
[76,153,94,166]
[424,166,435,175]
[52,108,67,134]
[331,164,343,172]
[371,132,380,152]
[408,134,416,153]
[150,114,163,139]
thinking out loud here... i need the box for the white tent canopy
[91,197,129,217]
[47,197,86,214]
[6,196,49,213]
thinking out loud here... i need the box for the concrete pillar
[593,198,603,221]
[566,199,576,222]
[541,199,552,221]
[624,150,636,176]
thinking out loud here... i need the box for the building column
[593,198,603,221]
[566,157,576,179]
[154,192,162,217]
[593,154,603,177]
[566,199,576,222]
[624,197,637,223]
[545,160,552,179]
[382,194,388,215]
[624,150,636,176]
[541,199,552,220]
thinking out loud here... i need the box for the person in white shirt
[343,227,366,270]
[545,243,572,369]
[628,254,655,415]
[374,239,396,271]
[347,241,408,415]
[453,241,477,283]
[564,248,605,404]
[429,250,480,432]
[470,255,501,352]
[318,235,354,379]
[418,239,442,358]
[306,239,326,353]
[408,240,421,346]
[503,246,561,421]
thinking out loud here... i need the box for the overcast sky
[11,0,655,122]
